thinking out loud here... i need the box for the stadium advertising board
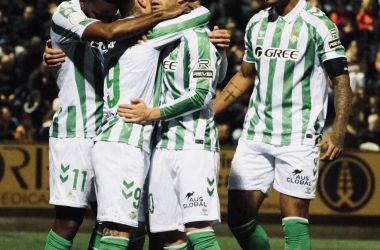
[0,144,379,216]
[219,150,379,216]
[0,144,50,208]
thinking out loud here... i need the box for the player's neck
[275,0,299,17]
[123,5,144,18]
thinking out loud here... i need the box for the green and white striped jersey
[242,0,346,146]
[154,26,221,151]
[95,7,211,153]
[49,0,106,138]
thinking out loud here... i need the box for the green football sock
[229,220,270,250]
[44,230,72,250]
[129,234,146,250]
[187,229,220,250]
[163,242,189,249]
[88,228,102,250]
[99,236,129,250]
[282,217,311,250]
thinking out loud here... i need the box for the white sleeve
[50,1,99,44]
[145,6,211,50]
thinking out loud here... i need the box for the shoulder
[52,0,88,26]
[301,4,336,30]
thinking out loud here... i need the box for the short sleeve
[50,1,99,44]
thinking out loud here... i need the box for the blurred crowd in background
[0,0,379,151]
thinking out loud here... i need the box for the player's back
[96,7,211,153]
[49,0,104,139]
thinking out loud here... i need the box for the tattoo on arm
[230,81,244,93]
[224,90,235,101]
[331,74,352,148]
[224,80,244,102]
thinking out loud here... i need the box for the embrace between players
[44,0,351,250]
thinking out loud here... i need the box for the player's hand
[163,1,200,19]
[317,134,343,162]
[44,39,65,67]
[208,26,230,50]
[138,30,151,44]
[117,98,151,123]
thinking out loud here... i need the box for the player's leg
[280,194,311,250]
[88,201,103,250]
[179,150,221,250]
[273,144,320,250]
[92,142,147,250]
[148,149,190,249]
[129,161,150,250]
[129,222,147,250]
[227,190,270,250]
[46,138,96,250]
[227,138,273,250]
[186,221,219,250]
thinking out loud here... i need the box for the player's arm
[208,26,230,83]
[118,30,218,122]
[212,61,256,115]
[82,1,200,42]
[314,19,352,161]
[147,6,210,49]
[317,58,352,162]
[208,26,230,50]
[43,39,66,67]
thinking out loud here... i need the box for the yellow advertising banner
[0,144,51,208]
[0,144,379,216]
[219,150,380,215]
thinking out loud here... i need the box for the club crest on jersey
[254,45,300,61]
[290,32,298,43]
[163,60,178,72]
[69,12,86,25]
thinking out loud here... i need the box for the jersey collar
[272,0,306,24]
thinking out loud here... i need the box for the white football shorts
[228,138,320,199]
[91,141,150,227]
[49,137,96,208]
[148,148,220,233]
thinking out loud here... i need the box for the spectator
[356,0,379,32]
[357,113,380,149]
[12,5,44,51]
[0,9,11,46]
[27,61,58,104]
[16,36,44,82]
[35,109,55,142]
[355,0,379,65]
[346,40,367,91]
[23,90,46,130]
[0,54,21,105]
[368,95,380,114]
[13,113,35,141]
[0,106,17,140]
[43,3,58,40]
